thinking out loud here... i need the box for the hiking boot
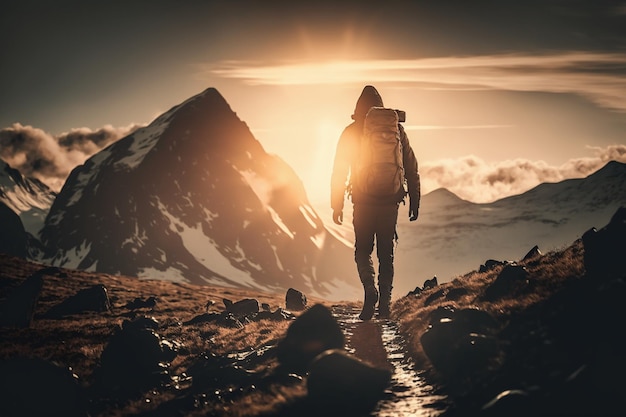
[377,284,392,319]
[359,286,378,321]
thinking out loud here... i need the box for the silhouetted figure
[331,85,420,320]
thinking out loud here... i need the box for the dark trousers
[352,203,399,291]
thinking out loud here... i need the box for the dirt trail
[332,305,448,417]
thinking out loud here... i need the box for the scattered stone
[184,312,222,325]
[124,296,157,310]
[276,304,344,373]
[44,284,111,318]
[0,271,43,328]
[0,357,88,417]
[522,245,542,261]
[307,349,391,413]
[407,286,422,297]
[96,316,176,395]
[226,298,260,316]
[204,299,215,311]
[478,259,516,273]
[421,307,499,376]
[285,287,307,311]
[423,276,438,290]
[217,312,245,328]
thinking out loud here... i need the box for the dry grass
[390,239,590,412]
[0,254,329,417]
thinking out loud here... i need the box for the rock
[217,312,245,328]
[0,358,87,417]
[97,316,174,394]
[307,349,391,413]
[483,264,529,301]
[423,275,438,290]
[582,207,626,281]
[276,304,344,373]
[522,245,542,261]
[184,312,222,325]
[407,286,422,297]
[124,296,157,310]
[285,288,307,311]
[421,307,499,376]
[0,271,43,328]
[0,201,27,258]
[226,298,260,316]
[44,284,111,318]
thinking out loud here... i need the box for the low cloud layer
[421,144,626,203]
[0,123,140,191]
[1,123,623,204]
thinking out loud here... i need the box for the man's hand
[409,201,419,222]
[333,210,344,225]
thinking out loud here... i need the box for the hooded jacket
[330,85,420,212]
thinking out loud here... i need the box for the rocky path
[332,305,448,417]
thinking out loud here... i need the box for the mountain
[391,161,626,296]
[39,88,357,300]
[0,159,56,237]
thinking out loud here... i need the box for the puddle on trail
[333,306,449,417]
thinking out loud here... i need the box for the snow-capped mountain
[0,159,56,237]
[39,88,357,300]
[390,160,626,296]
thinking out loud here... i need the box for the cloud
[207,52,626,112]
[421,144,626,203]
[0,123,140,191]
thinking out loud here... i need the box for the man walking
[331,85,420,320]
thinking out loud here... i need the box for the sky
[1,0,625,205]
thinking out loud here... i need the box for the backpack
[352,107,405,199]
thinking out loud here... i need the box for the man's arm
[400,125,420,220]
[330,126,355,223]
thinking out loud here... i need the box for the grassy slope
[0,255,330,416]
[1,235,620,416]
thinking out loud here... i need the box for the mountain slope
[392,161,626,296]
[39,88,357,300]
[0,159,56,237]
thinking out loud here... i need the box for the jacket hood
[351,85,384,121]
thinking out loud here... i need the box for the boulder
[285,288,307,311]
[522,245,542,261]
[276,304,344,373]
[0,358,87,417]
[423,275,438,290]
[0,201,27,258]
[307,349,391,413]
[97,316,175,394]
[421,307,499,376]
[0,271,43,328]
[225,298,260,316]
[44,284,111,318]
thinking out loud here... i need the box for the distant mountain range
[390,160,626,296]
[1,88,625,301]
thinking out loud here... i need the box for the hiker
[331,85,420,320]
